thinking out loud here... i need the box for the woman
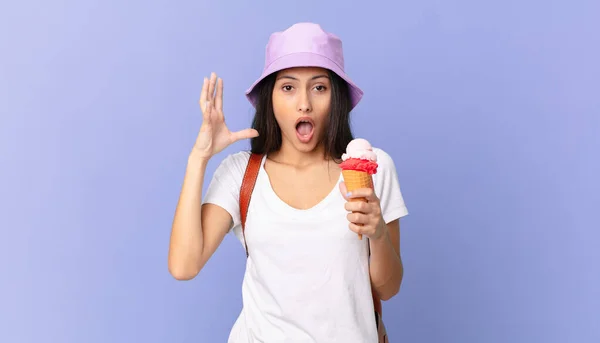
[168,22,409,343]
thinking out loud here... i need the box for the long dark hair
[249,69,354,161]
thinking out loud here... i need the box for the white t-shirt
[203,147,408,343]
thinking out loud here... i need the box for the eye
[314,85,327,92]
[282,85,293,92]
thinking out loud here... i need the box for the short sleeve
[372,148,409,224]
[202,151,251,232]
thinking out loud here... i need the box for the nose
[297,89,312,113]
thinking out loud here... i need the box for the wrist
[187,150,211,168]
[370,221,389,243]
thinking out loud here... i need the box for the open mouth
[295,117,315,143]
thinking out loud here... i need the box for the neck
[269,140,329,168]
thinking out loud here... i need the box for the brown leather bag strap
[239,153,263,257]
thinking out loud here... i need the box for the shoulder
[220,150,252,170]
[371,147,401,189]
[372,147,397,173]
[211,150,252,182]
[371,147,409,220]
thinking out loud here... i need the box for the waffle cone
[341,170,374,240]
[342,170,373,192]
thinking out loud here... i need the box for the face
[272,67,332,153]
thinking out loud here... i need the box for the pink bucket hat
[245,22,364,110]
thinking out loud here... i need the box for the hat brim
[245,52,363,110]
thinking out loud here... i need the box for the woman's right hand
[192,72,259,159]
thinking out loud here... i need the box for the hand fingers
[208,72,217,102]
[347,187,378,202]
[199,77,209,111]
[215,77,223,114]
[348,223,367,236]
[344,200,369,213]
[202,100,212,122]
[347,212,369,225]
[231,128,259,142]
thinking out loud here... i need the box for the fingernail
[346,192,352,197]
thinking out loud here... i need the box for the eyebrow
[276,74,330,81]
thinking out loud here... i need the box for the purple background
[1,0,599,342]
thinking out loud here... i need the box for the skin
[168,68,403,301]
[271,67,331,161]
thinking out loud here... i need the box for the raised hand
[192,72,259,159]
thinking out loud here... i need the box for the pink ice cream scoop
[340,138,378,175]
[341,138,378,162]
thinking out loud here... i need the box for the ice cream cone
[340,138,379,240]
[342,170,373,240]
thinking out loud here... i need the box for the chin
[281,132,320,153]
[295,135,326,153]
[294,141,319,153]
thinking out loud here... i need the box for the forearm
[368,226,403,301]
[168,151,210,280]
